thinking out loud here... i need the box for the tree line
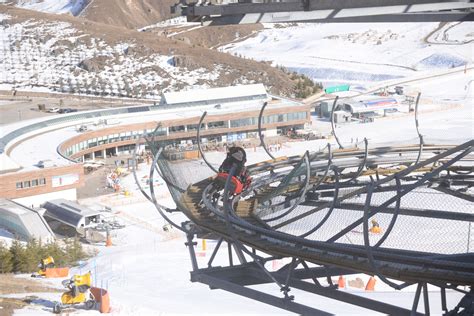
[0,239,90,274]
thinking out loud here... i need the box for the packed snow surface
[222,22,473,87]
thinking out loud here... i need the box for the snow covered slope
[222,22,473,88]
[15,0,87,16]
[0,7,300,99]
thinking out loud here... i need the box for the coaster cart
[213,146,252,196]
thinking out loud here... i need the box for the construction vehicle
[31,256,55,277]
[53,272,96,314]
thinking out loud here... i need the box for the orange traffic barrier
[365,276,376,291]
[90,287,110,313]
[45,267,69,278]
[338,276,346,289]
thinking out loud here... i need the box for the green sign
[324,84,350,94]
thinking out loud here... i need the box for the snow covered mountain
[7,0,178,28]
[0,6,303,99]
[13,0,87,16]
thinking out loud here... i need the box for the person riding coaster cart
[53,272,96,314]
[214,146,252,195]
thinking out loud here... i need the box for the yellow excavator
[31,256,55,277]
[53,272,96,313]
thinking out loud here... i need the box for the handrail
[258,102,276,160]
[197,111,219,174]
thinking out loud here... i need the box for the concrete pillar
[92,151,95,161]
[114,147,118,156]
[103,149,106,159]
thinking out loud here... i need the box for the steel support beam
[191,272,334,315]
[300,200,474,222]
[182,0,474,24]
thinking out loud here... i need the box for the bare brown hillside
[81,0,177,29]
[157,24,264,49]
[0,5,317,98]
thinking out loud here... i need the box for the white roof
[0,199,30,216]
[0,199,54,241]
[0,153,20,173]
[163,84,268,105]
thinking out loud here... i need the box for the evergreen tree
[25,239,42,272]
[0,242,13,273]
[43,241,67,267]
[9,240,27,273]
[65,238,87,264]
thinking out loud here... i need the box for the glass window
[16,182,22,189]
[98,136,107,145]
[109,134,119,143]
[187,123,205,131]
[169,125,185,133]
[88,138,97,148]
[230,117,257,128]
[208,121,226,129]
[32,179,38,187]
[39,178,46,185]
[23,181,31,188]
[156,128,167,136]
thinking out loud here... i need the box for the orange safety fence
[45,267,69,278]
[90,287,110,313]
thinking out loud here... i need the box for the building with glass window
[0,199,55,242]
[0,84,311,206]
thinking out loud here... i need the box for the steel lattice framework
[174,0,474,25]
[134,94,474,315]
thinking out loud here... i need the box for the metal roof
[43,199,101,228]
[162,84,268,106]
[343,98,398,114]
[0,199,54,241]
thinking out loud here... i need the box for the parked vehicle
[47,107,60,113]
[58,108,78,114]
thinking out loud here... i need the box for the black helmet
[228,146,246,163]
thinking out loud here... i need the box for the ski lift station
[42,199,103,233]
[0,199,55,242]
[319,97,399,120]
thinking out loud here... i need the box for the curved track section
[179,142,474,286]
[139,117,474,314]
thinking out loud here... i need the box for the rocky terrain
[0,5,313,99]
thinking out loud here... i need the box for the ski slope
[221,22,473,87]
